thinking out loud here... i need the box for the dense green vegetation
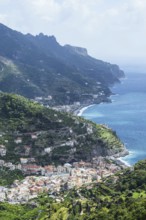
[1,160,146,219]
[0,93,125,165]
[0,167,24,186]
[0,23,124,105]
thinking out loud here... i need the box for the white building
[0,145,6,156]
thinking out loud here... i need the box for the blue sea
[81,72,146,165]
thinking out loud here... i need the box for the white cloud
[0,0,146,66]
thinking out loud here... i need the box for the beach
[77,104,95,116]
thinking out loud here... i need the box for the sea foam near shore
[117,157,131,167]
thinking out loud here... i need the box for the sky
[0,0,146,69]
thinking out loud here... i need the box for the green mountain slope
[0,23,124,105]
[0,93,125,165]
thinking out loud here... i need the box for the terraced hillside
[0,93,125,166]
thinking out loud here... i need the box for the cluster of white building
[0,157,125,204]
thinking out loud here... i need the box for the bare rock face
[64,45,88,56]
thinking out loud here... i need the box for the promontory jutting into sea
[80,72,146,166]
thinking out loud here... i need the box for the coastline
[76,102,131,168]
[76,104,95,116]
[117,157,131,167]
[110,148,131,168]
[52,82,131,169]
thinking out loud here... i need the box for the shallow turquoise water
[81,73,146,165]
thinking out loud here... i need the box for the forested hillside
[0,93,125,166]
[0,23,124,105]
